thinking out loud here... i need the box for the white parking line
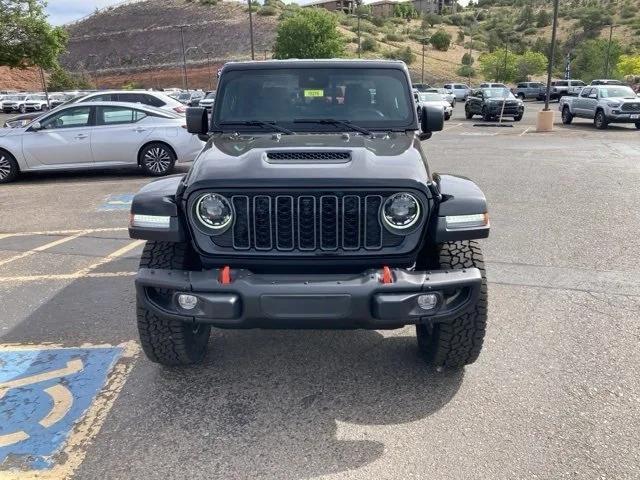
[444,122,463,131]
[0,227,128,240]
[520,127,531,136]
[0,231,89,267]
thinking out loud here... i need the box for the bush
[384,32,404,42]
[361,36,378,52]
[429,29,451,51]
[535,9,551,28]
[457,65,475,77]
[273,8,346,59]
[384,46,415,65]
[257,6,278,16]
[523,27,537,35]
[461,52,474,65]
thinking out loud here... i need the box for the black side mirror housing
[186,107,209,137]
[419,105,444,140]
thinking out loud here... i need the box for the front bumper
[136,267,483,329]
[607,111,640,123]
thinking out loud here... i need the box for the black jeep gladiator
[129,60,490,369]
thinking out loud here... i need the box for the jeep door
[91,105,152,164]
[21,105,94,167]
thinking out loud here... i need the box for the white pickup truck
[559,84,640,129]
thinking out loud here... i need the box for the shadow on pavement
[3,274,464,479]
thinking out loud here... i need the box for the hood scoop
[265,151,351,164]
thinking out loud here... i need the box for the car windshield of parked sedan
[482,88,514,99]
[178,93,191,102]
[214,68,414,132]
[598,86,636,98]
[419,93,443,102]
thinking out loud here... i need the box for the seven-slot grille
[209,193,402,252]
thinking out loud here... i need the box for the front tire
[594,110,608,130]
[444,112,451,121]
[140,142,176,177]
[0,150,19,184]
[514,113,523,122]
[136,241,210,366]
[465,104,473,119]
[482,106,492,121]
[635,121,640,130]
[416,240,488,369]
[18,105,26,113]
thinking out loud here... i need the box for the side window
[517,83,525,88]
[40,106,91,130]
[443,84,451,89]
[141,94,165,108]
[98,106,147,125]
[580,88,591,98]
[117,93,144,104]
[82,94,112,102]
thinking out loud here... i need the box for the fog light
[417,293,438,311]
[177,294,198,310]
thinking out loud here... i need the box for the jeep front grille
[200,191,417,254]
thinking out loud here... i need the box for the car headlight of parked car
[607,102,621,108]
[381,193,421,232]
[194,193,233,233]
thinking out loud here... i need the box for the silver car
[425,88,456,107]
[443,83,471,101]
[0,102,205,183]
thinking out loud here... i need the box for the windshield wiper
[293,118,372,136]
[219,120,295,135]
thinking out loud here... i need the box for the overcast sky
[46,0,469,26]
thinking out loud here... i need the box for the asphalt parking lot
[1,103,639,479]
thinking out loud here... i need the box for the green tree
[47,65,94,91]
[618,54,640,76]
[273,8,345,59]
[361,36,378,52]
[517,5,534,30]
[0,0,68,70]
[578,7,612,39]
[457,64,475,78]
[535,9,551,28]
[422,13,442,28]
[393,2,418,20]
[461,52,474,66]
[478,48,518,82]
[429,29,452,51]
[572,38,622,81]
[516,50,547,81]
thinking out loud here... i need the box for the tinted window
[556,81,568,87]
[580,88,592,97]
[572,81,586,86]
[517,83,526,88]
[140,94,165,107]
[83,94,113,102]
[98,106,147,125]
[215,67,414,131]
[117,93,144,104]
[41,106,91,129]
[454,84,467,89]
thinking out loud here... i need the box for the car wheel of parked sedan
[451,99,456,108]
[594,110,608,130]
[561,106,573,124]
[0,150,19,184]
[140,142,176,176]
[464,104,473,119]
[18,105,26,114]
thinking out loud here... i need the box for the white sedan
[0,102,205,184]
[415,92,453,121]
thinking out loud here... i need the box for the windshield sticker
[304,89,324,98]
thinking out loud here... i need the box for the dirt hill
[0,67,45,92]
[60,0,278,89]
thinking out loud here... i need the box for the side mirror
[30,121,42,131]
[419,105,444,140]
[186,107,208,136]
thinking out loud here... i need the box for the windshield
[599,86,635,98]
[178,93,191,101]
[214,67,414,132]
[482,88,513,98]
[204,92,216,99]
[419,93,443,102]
[6,95,26,100]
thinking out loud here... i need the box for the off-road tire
[465,105,473,119]
[416,240,488,369]
[594,110,608,130]
[136,241,210,366]
[561,106,573,125]
[0,150,19,184]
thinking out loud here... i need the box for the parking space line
[0,231,89,267]
[0,227,128,240]
[444,122,463,131]
[0,271,137,284]
[520,127,531,136]
[73,240,144,277]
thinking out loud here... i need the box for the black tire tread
[417,240,488,369]
[136,241,209,366]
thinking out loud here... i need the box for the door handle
[74,134,88,139]
[133,127,146,132]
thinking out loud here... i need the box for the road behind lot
[1,104,639,479]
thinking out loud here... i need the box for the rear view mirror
[186,107,208,137]
[419,105,444,140]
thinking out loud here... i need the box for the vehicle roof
[52,101,181,116]
[222,59,408,71]
[84,90,169,96]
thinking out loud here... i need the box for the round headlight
[195,193,233,231]
[382,193,421,231]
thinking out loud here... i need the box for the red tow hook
[381,266,393,284]
[219,266,231,284]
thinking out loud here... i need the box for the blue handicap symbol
[97,194,135,211]
[0,347,123,470]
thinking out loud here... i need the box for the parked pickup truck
[559,85,640,129]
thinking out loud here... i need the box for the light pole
[179,25,189,90]
[604,24,617,78]
[536,0,559,132]
[247,0,255,60]
[201,50,214,90]
[183,46,198,91]
[421,39,426,83]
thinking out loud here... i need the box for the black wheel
[635,121,640,130]
[594,110,608,130]
[444,112,451,121]
[451,99,456,108]
[416,240,488,369]
[561,106,573,125]
[0,150,19,184]
[136,241,210,366]
[42,105,49,112]
[482,106,492,121]
[514,113,523,122]
[517,93,525,100]
[464,104,473,119]
[139,142,176,176]
[18,105,26,113]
